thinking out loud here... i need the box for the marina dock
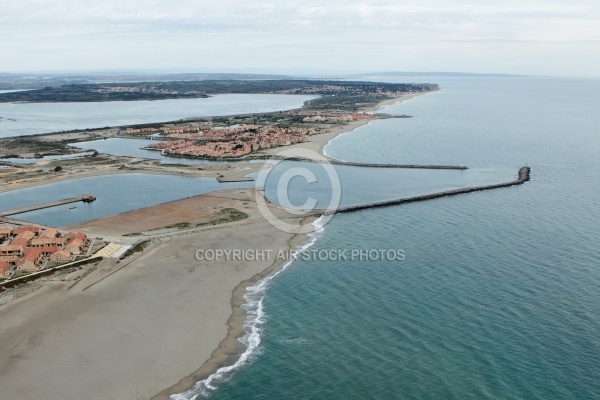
[0,195,95,217]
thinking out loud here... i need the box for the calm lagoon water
[0,174,250,227]
[0,94,315,138]
[0,162,513,227]
[72,138,226,165]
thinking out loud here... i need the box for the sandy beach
[0,189,312,400]
[0,91,425,399]
[258,91,425,158]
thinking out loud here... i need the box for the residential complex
[124,111,376,159]
[0,225,91,280]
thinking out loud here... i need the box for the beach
[0,188,313,400]
[260,91,425,157]
[0,92,422,399]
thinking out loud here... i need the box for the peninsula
[0,83,528,400]
[0,79,438,103]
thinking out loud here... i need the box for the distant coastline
[0,86,535,400]
[0,90,435,400]
[0,80,438,103]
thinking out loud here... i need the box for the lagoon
[0,162,514,227]
[0,94,315,138]
[0,173,251,227]
[71,138,223,165]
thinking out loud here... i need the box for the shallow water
[0,174,250,226]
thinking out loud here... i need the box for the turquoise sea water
[186,77,600,399]
[1,78,598,399]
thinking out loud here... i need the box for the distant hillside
[0,80,439,103]
[0,72,299,90]
[350,71,528,78]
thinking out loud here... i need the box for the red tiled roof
[0,260,9,274]
[11,226,41,235]
[10,238,30,247]
[66,238,84,248]
[22,248,42,262]
[67,232,87,241]
[39,246,60,255]
[50,250,72,261]
[40,228,58,239]
[16,231,36,241]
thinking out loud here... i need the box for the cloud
[1,0,599,76]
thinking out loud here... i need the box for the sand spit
[0,189,312,400]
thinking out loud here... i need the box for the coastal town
[137,124,326,158]
[124,111,377,159]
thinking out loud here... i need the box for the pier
[326,159,468,170]
[0,196,93,217]
[312,166,530,215]
[161,154,469,170]
[263,156,469,170]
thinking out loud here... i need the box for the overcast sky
[1,0,599,76]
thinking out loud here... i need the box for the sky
[1,0,599,77]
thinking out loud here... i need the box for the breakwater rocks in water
[326,159,467,170]
[265,156,468,170]
[321,166,530,215]
[138,153,467,170]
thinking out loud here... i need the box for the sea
[175,77,600,400]
[2,77,600,399]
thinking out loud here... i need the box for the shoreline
[323,91,428,158]
[0,189,317,400]
[0,92,428,400]
[0,91,425,195]
[152,219,321,400]
[257,91,425,159]
[154,91,427,399]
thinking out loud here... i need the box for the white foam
[170,216,326,399]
